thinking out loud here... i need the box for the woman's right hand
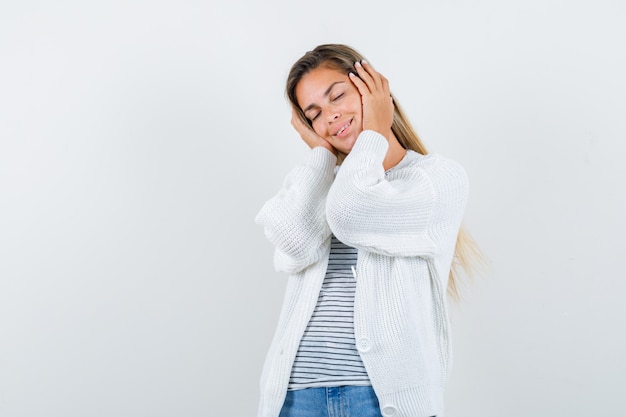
[291,108,337,156]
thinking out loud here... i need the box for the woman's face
[295,66,363,155]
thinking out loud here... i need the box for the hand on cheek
[290,108,337,156]
[349,61,394,140]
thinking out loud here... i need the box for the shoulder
[393,151,469,207]
[392,151,467,181]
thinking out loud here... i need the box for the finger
[349,71,370,96]
[291,107,301,123]
[291,111,304,131]
[380,74,390,95]
[359,60,384,91]
[353,61,376,93]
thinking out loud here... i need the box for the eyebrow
[302,81,345,114]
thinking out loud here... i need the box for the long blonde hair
[286,44,486,299]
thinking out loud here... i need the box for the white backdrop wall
[1,1,625,416]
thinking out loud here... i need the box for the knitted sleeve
[255,147,337,273]
[326,130,467,258]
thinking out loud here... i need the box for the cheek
[311,121,325,136]
[350,95,362,113]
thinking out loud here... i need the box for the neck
[383,132,407,171]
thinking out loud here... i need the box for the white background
[1,1,625,416]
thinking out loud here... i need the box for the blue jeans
[278,386,382,417]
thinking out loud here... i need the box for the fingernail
[349,72,356,77]
[361,60,368,65]
[355,61,361,67]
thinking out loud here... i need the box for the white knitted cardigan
[255,131,468,417]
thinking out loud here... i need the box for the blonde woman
[256,44,482,417]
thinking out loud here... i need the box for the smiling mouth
[335,120,351,136]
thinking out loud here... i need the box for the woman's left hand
[349,61,395,140]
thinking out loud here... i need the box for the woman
[255,44,482,417]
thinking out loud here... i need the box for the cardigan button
[356,338,371,353]
[381,404,398,416]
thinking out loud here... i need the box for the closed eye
[332,93,344,101]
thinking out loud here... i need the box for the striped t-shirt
[288,235,370,390]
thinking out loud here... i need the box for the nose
[327,109,340,122]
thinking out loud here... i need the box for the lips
[335,119,352,137]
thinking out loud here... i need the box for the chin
[331,135,357,156]
[344,138,358,153]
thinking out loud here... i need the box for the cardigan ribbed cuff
[308,146,338,171]
[346,130,389,168]
[273,145,336,204]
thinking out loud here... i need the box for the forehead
[295,66,348,109]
